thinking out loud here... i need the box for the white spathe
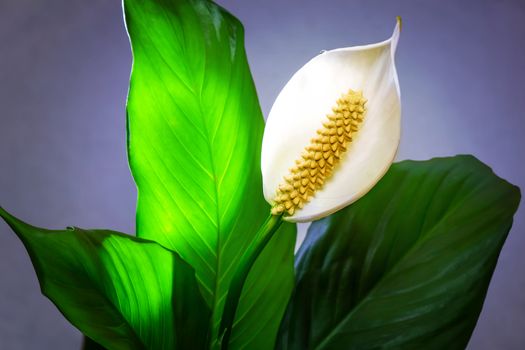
[261,19,402,222]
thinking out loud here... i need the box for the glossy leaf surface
[0,207,210,350]
[124,0,296,347]
[277,156,520,350]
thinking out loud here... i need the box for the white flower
[261,18,402,222]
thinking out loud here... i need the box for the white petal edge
[261,19,402,222]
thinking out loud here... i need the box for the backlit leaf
[0,207,210,350]
[123,0,296,347]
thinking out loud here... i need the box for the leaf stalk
[219,213,283,349]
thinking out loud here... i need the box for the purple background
[1,0,524,348]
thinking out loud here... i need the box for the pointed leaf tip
[0,206,32,237]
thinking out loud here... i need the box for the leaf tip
[0,205,17,228]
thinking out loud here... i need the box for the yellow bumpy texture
[272,89,367,216]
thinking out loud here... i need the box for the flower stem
[219,213,283,350]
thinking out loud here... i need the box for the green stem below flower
[218,213,283,350]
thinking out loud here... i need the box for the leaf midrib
[136,8,230,336]
[171,7,243,340]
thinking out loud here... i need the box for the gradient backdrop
[1,0,524,348]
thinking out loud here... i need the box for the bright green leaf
[123,0,296,347]
[0,207,210,350]
[277,155,520,350]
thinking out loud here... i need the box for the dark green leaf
[0,207,210,350]
[83,337,107,350]
[123,0,296,347]
[277,155,520,350]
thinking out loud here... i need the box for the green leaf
[123,0,296,347]
[83,337,107,350]
[277,155,520,350]
[0,207,210,350]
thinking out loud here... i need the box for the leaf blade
[123,0,296,347]
[277,155,520,350]
[0,207,210,350]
